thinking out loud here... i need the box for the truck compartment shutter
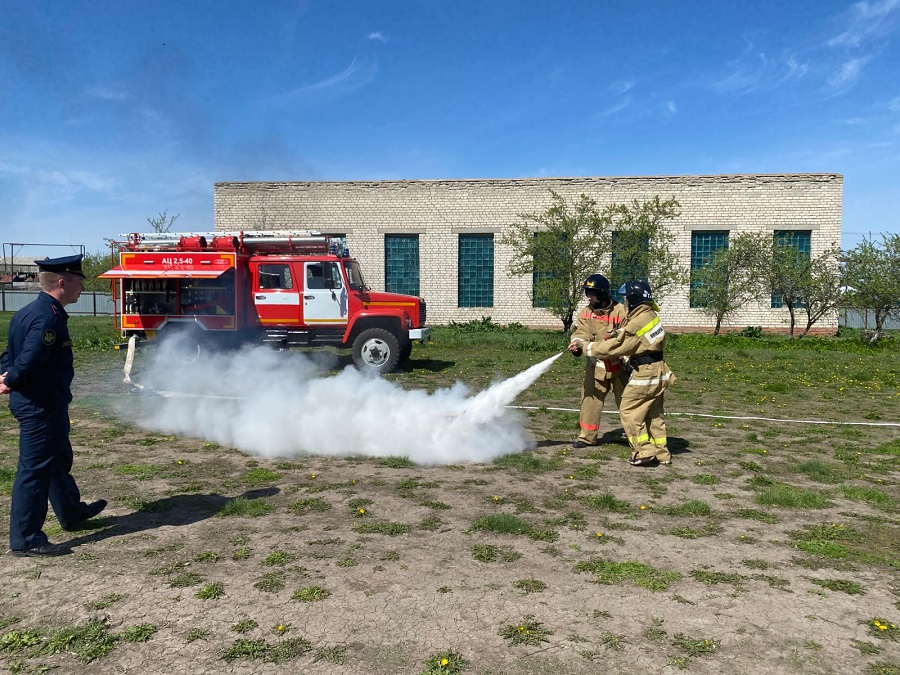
[99,267,232,280]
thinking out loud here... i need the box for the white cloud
[713,50,808,94]
[827,0,900,47]
[592,97,631,118]
[368,31,389,43]
[665,100,677,114]
[827,56,871,91]
[262,57,378,106]
[85,84,128,101]
[609,80,635,95]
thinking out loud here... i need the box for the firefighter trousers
[578,372,625,444]
[619,375,671,462]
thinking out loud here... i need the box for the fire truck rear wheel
[160,327,204,362]
[352,328,401,374]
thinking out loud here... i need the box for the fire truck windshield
[343,260,368,291]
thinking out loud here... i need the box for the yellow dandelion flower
[518,625,525,632]
[596,533,603,538]
[493,496,500,501]
[310,473,317,478]
[441,658,449,666]
[568,475,574,480]
[277,624,285,631]
[177,460,184,465]
[640,505,647,510]
[879,625,887,631]
[359,508,366,515]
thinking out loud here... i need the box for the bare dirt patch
[1,344,899,675]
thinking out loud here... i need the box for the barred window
[458,234,494,307]
[384,234,420,296]
[690,231,729,308]
[611,230,650,302]
[771,230,811,308]
[531,231,566,308]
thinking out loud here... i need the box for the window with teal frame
[384,234,420,296]
[771,230,811,308]
[611,231,650,301]
[690,230,729,308]
[458,234,494,307]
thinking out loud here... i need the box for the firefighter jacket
[585,303,674,387]
[569,300,628,381]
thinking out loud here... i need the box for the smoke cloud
[130,341,562,466]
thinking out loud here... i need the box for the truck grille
[419,300,427,326]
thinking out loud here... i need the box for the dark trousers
[9,405,85,550]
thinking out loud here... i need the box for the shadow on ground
[63,487,280,549]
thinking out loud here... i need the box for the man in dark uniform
[0,254,107,557]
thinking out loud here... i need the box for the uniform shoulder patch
[42,329,57,346]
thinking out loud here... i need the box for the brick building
[213,173,842,333]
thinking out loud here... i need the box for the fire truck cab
[101,230,430,374]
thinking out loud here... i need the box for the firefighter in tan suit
[582,280,675,466]
[567,275,628,448]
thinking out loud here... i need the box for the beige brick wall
[213,174,842,332]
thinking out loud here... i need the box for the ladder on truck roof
[126,230,325,240]
[120,230,346,255]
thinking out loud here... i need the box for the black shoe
[11,542,71,557]
[572,440,598,449]
[61,500,108,531]
[83,499,108,520]
[628,455,660,467]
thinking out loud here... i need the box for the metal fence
[0,289,115,315]
[839,309,900,330]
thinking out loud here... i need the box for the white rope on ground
[150,390,243,400]
[509,405,900,428]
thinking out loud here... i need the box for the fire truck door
[303,262,348,324]
[251,262,301,325]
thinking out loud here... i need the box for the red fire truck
[100,230,430,373]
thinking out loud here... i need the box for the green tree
[795,245,845,339]
[147,210,179,233]
[842,234,900,344]
[691,232,767,336]
[765,241,844,339]
[501,191,612,331]
[765,241,808,337]
[601,197,687,302]
[80,251,116,291]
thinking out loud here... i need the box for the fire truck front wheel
[352,328,401,374]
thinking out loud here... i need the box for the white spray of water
[131,341,562,465]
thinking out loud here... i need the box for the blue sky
[1,0,898,257]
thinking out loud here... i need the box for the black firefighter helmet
[582,274,611,300]
[619,279,654,307]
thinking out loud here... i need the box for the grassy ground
[0,315,898,674]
